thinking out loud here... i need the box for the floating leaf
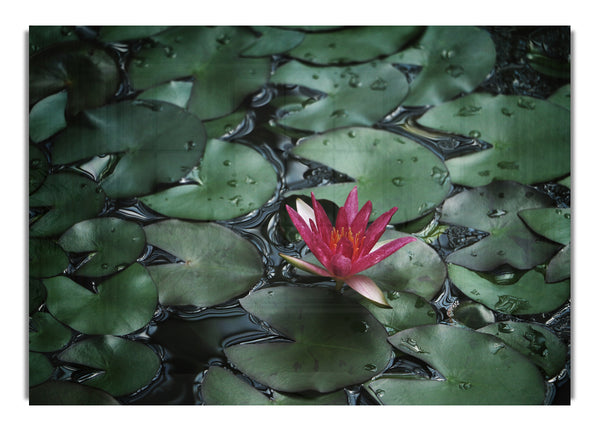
[546,243,570,283]
[57,217,146,277]
[447,263,570,315]
[29,238,68,278]
[51,100,206,199]
[417,93,570,187]
[29,352,54,387]
[387,26,496,106]
[478,321,568,377]
[29,145,48,194]
[452,301,495,330]
[201,366,348,405]
[29,41,119,115]
[29,278,46,313]
[366,324,545,404]
[140,139,277,220]
[128,26,271,120]
[143,220,263,307]
[288,127,450,224]
[29,381,120,405]
[137,80,193,108]
[548,84,570,110]
[271,60,409,132]
[29,173,105,238]
[288,26,423,65]
[29,312,72,352]
[519,207,571,245]
[440,181,560,271]
[29,26,78,55]
[44,264,157,335]
[58,335,160,397]
[225,286,393,393]
[241,26,305,57]
[29,90,67,143]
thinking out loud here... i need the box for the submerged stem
[335,279,344,291]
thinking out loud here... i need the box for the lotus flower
[280,187,416,306]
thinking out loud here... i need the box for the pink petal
[361,206,398,254]
[350,200,372,236]
[335,205,349,231]
[279,253,331,277]
[352,236,417,274]
[295,198,315,226]
[287,205,331,267]
[343,186,359,222]
[311,193,333,243]
[345,274,390,307]
[331,253,353,277]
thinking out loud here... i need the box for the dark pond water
[29,25,571,405]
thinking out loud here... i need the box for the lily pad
[241,26,305,57]
[29,145,48,194]
[128,26,271,120]
[29,381,120,405]
[288,26,423,65]
[58,335,160,397]
[271,60,409,132]
[137,80,193,108]
[51,100,206,199]
[366,324,545,404]
[447,263,570,315]
[201,366,348,405]
[29,173,106,238]
[387,26,496,107]
[548,84,570,110]
[478,321,568,377]
[225,285,393,393]
[288,127,450,224]
[29,238,68,278]
[417,93,570,187]
[29,352,54,387]
[44,263,157,335]
[57,217,146,277]
[29,312,72,352]
[29,90,67,143]
[143,220,263,307]
[29,41,119,115]
[440,181,561,271]
[546,243,570,283]
[519,207,571,245]
[140,139,277,221]
[29,26,79,55]
[29,278,46,313]
[452,301,495,330]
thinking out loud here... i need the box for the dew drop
[517,97,536,110]
[363,363,377,372]
[478,170,490,177]
[440,48,455,60]
[458,382,472,390]
[411,156,418,162]
[430,166,449,185]
[101,263,109,270]
[498,322,514,333]
[347,130,356,138]
[501,107,514,117]
[244,176,256,185]
[330,109,348,118]
[445,64,465,78]
[387,290,402,300]
[216,33,231,45]
[348,75,361,88]
[497,161,519,170]
[350,320,369,334]
[375,389,385,398]
[227,179,238,187]
[396,158,404,164]
[312,73,320,80]
[487,209,508,218]
[322,139,329,146]
[31,159,40,168]
[497,250,505,256]
[163,45,176,58]
[223,160,232,166]
[133,57,149,68]
[564,213,571,220]
[468,130,481,138]
[369,77,388,91]
[391,177,405,187]
[185,141,196,151]
[455,105,481,117]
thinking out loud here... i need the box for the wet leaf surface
[29,381,120,405]
[29,312,72,352]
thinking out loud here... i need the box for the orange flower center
[329,227,365,261]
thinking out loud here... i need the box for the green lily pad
[288,127,450,224]
[519,207,571,245]
[546,243,570,283]
[29,41,119,115]
[288,26,423,65]
[58,335,160,397]
[225,285,393,393]
[201,366,348,405]
[203,110,249,140]
[29,278,46,313]
[29,238,68,278]
[29,90,67,143]
[241,26,305,57]
[29,145,48,195]
[387,26,496,107]
[29,352,54,387]
[271,60,409,132]
[29,381,120,405]
[140,139,277,220]
[478,321,568,377]
[57,217,146,277]
[44,263,157,335]
[558,176,571,189]
[51,100,206,199]
[447,263,570,315]
[548,84,570,110]
[417,93,570,187]
[137,80,193,108]
[128,26,271,120]
[29,312,72,352]
[452,301,495,330]
[366,324,545,404]
[29,26,79,55]
[143,220,263,307]
[440,181,561,271]
[29,173,106,238]
[98,26,169,42]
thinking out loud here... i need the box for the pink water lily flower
[280,186,416,307]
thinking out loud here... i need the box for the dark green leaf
[29,312,72,352]
[29,381,120,405]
